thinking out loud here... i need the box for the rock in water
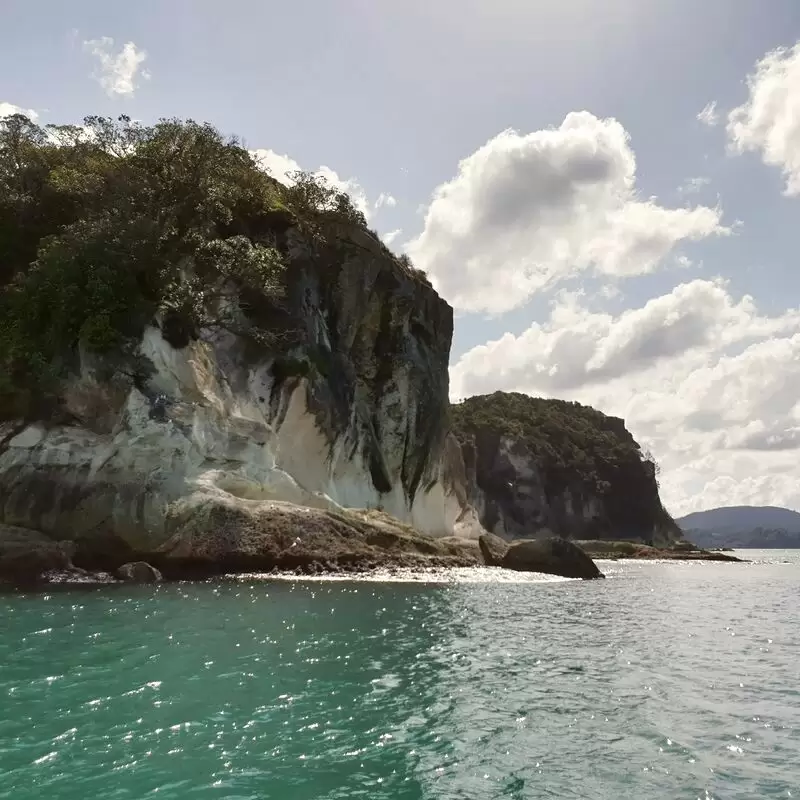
[116,561,163,583]
[479,532,509,566]
[0,524,76,583]
[501,537,604,580]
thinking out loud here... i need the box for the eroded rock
[159,496,481,573]
[0,225,471,557]
[451,393,682,546]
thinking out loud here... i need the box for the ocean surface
[2,551,799,800]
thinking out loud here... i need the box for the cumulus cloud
[375,192,397,209]
[407,112,728,314]
[382,228,402,246]
[697,101,720,127]
[83,37,149,97]
[250,147,371,221]
[450,280,800,515]
[251,149,300,183]
[0,102,38,121]
[727,41,800,195]
[679,176,711,195]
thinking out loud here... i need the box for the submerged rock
[116,561,163,583]
[501,537,604,580]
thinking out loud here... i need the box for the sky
[4,0,800,517]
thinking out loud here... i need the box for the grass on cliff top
[450,391,660,494]
[0,113,427,420]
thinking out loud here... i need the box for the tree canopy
[0,114,378,419]
[450,391,659,495]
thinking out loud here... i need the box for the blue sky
[5,0,800,515]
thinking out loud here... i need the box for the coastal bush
[450,391,659,496]
[0,113,382,419]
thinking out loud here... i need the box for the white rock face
[0,324,477,551]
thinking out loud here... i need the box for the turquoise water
[2,552,799,799]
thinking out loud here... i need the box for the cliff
[450,392,681,546]
[0,114,478,577]
[0,113,678,581]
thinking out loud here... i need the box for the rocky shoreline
[0,512,484,588]
[1,513,745,589]
[575,540,745,562]
[1,512,605,586]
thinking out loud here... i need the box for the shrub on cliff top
[0,113,394,419]
[450,391,659,495]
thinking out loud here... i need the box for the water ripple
[1,552,799,798]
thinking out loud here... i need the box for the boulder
[0,524,76,583]
[116,561,163,583]
[478,532,509,566]
[501,536,604,580]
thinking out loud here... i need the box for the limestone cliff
[0,221,475,570]
[0,114,675,579]
[450,392,681,547]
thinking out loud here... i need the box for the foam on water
[229,566,574,584]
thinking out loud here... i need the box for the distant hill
[678,506,800,548]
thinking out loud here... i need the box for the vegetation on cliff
[0,113,423,420]
[451,391,677,540]
[451,391,657,491]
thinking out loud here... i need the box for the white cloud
[250,147,371,221]
[375,192,397,209]
[679,176,711,194]
[0,102,38,121]
[599,284,622,300]
[251,149,300,182]
[383,228,402,246]
[697,101,720,127]
[407,112,728,314]
[727,41,800,195]
[450,280,800,516]
[83,37,149,97]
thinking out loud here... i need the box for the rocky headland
[0,114,735,586]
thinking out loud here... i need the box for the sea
[2,550,799,800]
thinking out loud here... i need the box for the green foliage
[281,170,367,230]
[396,252,430,285]
[0,113,375,419]
[450,391,658,495]
[196,236,285,295]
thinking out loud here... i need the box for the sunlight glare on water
[2,551,799,799]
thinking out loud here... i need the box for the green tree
[0,113,374,420]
